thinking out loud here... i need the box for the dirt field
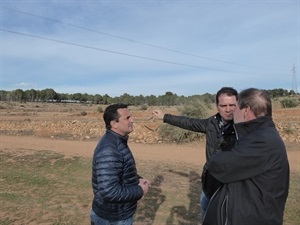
[0,101,299,169]
[0,101,299,224]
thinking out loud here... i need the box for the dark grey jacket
[203,116,290,225]
[91,129,144,221]
[163,113,236,161]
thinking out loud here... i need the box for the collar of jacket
[233,116,273,140]
[106,129,129,142]
[214,113,224,128]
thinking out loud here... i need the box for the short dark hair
[103,103,128,129]
[216,87,238,105]
[238,88,272,117]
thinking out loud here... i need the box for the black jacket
[91,129,144,221]
[203,116,290,225]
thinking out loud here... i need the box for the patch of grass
[283,125,295,135]
[0,150,92,225]
[0,192,24,202]
[0,149,299,225]
[283,172,300,225]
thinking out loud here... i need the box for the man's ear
[244,106,256,119]
[243,106,250,118]
[110,120,117,129]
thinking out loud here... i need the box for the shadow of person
[134,175,166,225]
[166,170,201,225]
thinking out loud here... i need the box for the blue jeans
[200,191,210,223]
[90,210,133,225]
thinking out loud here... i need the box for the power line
[2,28,253,74]
[3,6,258,69]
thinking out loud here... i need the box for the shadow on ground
[135,170,202,225]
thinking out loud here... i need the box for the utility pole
[291,64,298,94]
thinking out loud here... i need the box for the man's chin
[225,116,233,121]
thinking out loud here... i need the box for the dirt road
[0,135,206,166]
[1,135,298,172]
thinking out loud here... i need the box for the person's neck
[221,118,227,125]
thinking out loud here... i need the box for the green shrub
[280,98,299,108]
[97,106,103,113]
[80,111,87,116]
[140,105,148,111]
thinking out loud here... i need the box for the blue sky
[1,0,299,97]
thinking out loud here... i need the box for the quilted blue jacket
[91,129,144,221]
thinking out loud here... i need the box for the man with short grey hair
[203,88,289,225]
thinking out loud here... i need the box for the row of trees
[0,88,297,106]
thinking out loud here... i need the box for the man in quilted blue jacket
[90,103,150,225]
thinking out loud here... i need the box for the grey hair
[238,88,272,117]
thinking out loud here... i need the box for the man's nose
[225,106,231,111]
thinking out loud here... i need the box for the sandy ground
[0,135,206,165]
[1,135,298,173]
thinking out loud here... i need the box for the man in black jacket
[90,103,150,225]
[152,87,238,222]
[203,88,290,225]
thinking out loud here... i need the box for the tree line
[0,88,297,106]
